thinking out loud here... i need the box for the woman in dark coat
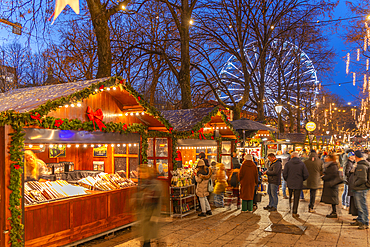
[345,152,358,217]
[320,154,340,218]
[238,154,258,212]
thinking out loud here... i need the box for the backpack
[230,171,239,188]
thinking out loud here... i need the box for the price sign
[305,122,316,132]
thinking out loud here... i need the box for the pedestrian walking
[208,161,217,206]
[304,150,323,213]
[239,154,258,212]
[320,154,341,218]
[213,163,228,208]
[137,165,162,247]
[263,153,282,212]
[345,152,358,218]
[351,150,369,229]
[283,152,309,217]
[195,160,213,216]
[229,160,241,209]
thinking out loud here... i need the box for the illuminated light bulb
[141,112,145,115]
[189,19,194,25]
[39,144,44,148]
[59,106,62,108]
[104,144,108,147]
[95,89,98,92]
[67,144,71,148]
[121,5,126,10]
[107,88,111,91]
[65,105,69,108]
[111,144,115,147]
[83,144,87,148]
[49,144,54,148]
[98,144,101,147]
[271,25,274,29]
[113,87,116,90]
[125,112,128,116]
[118,113,123,116]
[134,143,137,146]
[216,127,219,129]
[76,144,80,147]
[58,144,63,148]
[28,144,33,148]
[136,112,139,115]
[130,112,134,116]
[100,88,104,91]
[123,144,126,146]
[90,144,94,147]
[129,144,132,147]
[77,102,82,107]
[117,144,121,147]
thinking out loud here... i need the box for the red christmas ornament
[122,124,128,131]
[119,79,126,84]
[191,130,194,134]
[54,119,64,127]
[99,85,104,90]
[138,96,141,101]
[211,136,214,140]
[198,128,205,140]
[14,164,21,170]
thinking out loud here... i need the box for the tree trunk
[178,0,192,109]
[86,0,112,78]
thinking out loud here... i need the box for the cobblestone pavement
[82,189,370,247]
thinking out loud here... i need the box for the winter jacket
[344,159,355,182]
[320,161,339,205]
[266,158,282,185]
[283,157,309,190]
[214,170,228,194]
[195,168,212,197]
[347,161,356,197]
[229,168,240,189]
[239,160,258,200]
[304,152,323,189]
[353,159,370,191]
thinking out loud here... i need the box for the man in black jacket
[283,152,309,217]
[263,153,282,212]
[352,150,370,230]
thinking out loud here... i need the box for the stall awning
[177,139,217,147]
[24,128,140,144]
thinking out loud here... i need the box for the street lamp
[275,104,283,139]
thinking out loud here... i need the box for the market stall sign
[93,145,108,157]
[305,122,316,132]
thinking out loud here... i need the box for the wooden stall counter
[25,186,137,247]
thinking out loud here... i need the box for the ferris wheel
[218,39,319,117]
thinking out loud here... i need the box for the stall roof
[0,78,108,113]
[0,77,171,128]
[278,133,306,143]
[231,118,277,131]
[160,108,215,131]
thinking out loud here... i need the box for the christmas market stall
[0,77,173,247]
[158,107,240,216]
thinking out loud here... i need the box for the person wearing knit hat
[239,156,258,212]
[195,159,213,216]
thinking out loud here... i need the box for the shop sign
[93,145,108,157]
[305,122,316,132]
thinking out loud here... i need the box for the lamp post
[275,104,283,139]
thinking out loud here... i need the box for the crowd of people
[190,148,370,230]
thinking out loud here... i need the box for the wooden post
[0,125,15,247]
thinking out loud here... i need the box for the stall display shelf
[169,184,196,218]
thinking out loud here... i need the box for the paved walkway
[81,189,370,247]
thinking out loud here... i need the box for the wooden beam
[221,135,236,139]
[148,127,168,131]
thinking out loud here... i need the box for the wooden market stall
[0,77,172,247]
